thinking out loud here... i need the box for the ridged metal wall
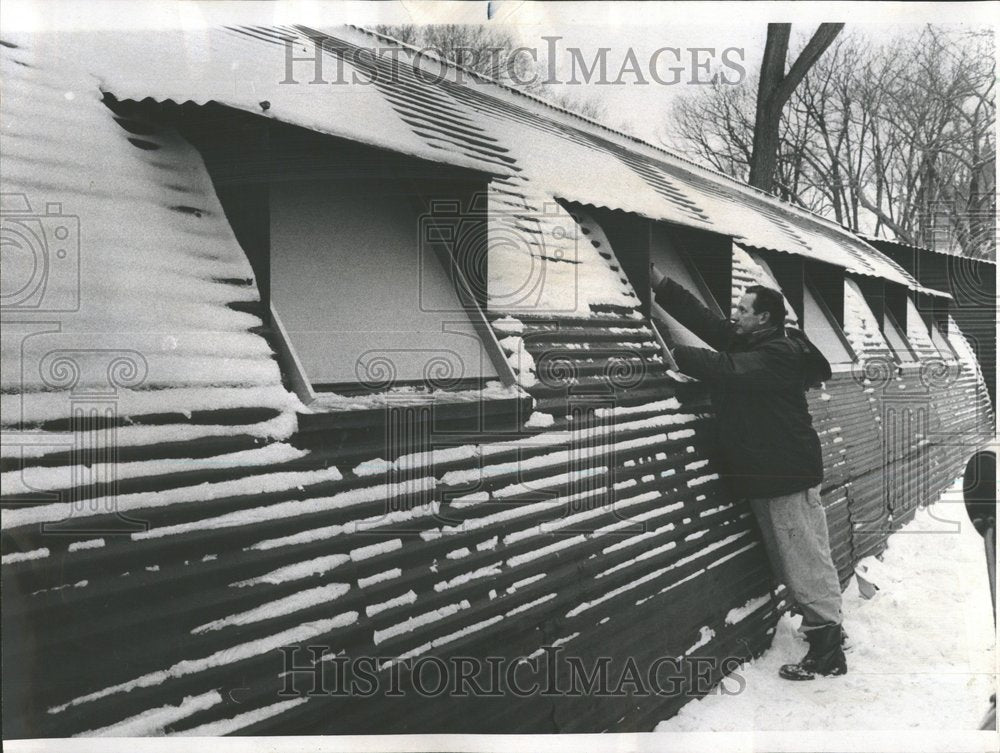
[1,27,994,738]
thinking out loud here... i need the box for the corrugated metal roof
[344,26,927,291]
[0,31,297,420]
[45,24,932,293]
[76,26,519,180]
[857,232,998,266]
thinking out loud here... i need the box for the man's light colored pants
[749,485,843,630]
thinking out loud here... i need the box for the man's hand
[649,263,666,290]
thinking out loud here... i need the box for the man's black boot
[779,623,847,681]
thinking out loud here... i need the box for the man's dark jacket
[653,278,832,499]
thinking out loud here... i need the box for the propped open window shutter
[649,223,723,350]
[741,248,799,327]
[802,283,855,365]
[883,307,918,363]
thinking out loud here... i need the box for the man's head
[734,285,786,335]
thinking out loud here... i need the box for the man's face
[733,292,769,335]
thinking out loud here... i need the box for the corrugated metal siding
[4,345,783,734]
[0,43,303,522]
[867,237,996,408]
[0,33,318,737]
[806,357,993,582]
[2,28,995,738]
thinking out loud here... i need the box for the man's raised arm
[650,266,735,351]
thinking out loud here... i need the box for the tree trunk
[749,23,844,193]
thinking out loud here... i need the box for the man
[650,264,845,681]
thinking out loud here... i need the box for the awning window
[166,101,511,400]
[883,309,918,363]
[649,223,720,350]
[736,248,800,327]
[270,178,499,387]
[802,283,855,365]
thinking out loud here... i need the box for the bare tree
[665,26,995,259]
[862,28,996,257]
[749,23,844,192]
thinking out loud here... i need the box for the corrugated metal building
[1,25,994,736]
[859,235,996,408]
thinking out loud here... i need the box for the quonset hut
[1,25,994,736]
[857,234,997,408]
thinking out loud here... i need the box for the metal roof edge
[170,24,924,293]
[857,232,997,266]
[346,24,918,254]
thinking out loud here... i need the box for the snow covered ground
[658,477,997,733]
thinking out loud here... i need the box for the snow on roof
[7,24,930,294]
[1,36,297,436]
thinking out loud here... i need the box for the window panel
[650,224,720,350]
[843,278,891,356]
[883,309,918,362]
[738,248,800,327]
[905,298,938,358]
[270,179,497,386]
[930,322,957,359]
[650,302,715,349]
[802,284,855,364]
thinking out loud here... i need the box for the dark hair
[746,285,786,327]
